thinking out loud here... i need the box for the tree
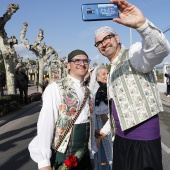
[0,53,5,73]
[0,4,19,94]
[106,63,111,71]
[20,22,57,92]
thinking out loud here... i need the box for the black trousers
[167,85,170,95]
[19,86,28,104]
[113,135,163,170]
[0,87,4,96]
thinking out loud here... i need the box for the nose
[79,61,85,65]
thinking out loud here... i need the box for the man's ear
[115,34,120,44]
[67,62,71,70]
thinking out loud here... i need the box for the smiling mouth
[103,45,111,51]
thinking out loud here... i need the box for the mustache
[101,44,112,51]
[77,65,87,69]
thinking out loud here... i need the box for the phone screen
[82,3,119,21]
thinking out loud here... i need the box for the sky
[0,0,170,67]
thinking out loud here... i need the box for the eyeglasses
[70,58,91,65]
[94,34,115,48]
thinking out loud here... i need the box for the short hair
[96,65,108,77]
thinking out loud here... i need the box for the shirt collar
[110,44,126,65]
[67,75,84,87]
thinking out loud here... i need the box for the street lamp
[130,28,132,46]
[163,26,170,34]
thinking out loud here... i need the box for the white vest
[108,47,163,131]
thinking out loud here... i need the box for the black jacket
[15,72,28,88]
[165,73,170,85]
[0,74,6,87]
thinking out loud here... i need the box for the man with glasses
[28,49,96,170]
[94,0,170,170]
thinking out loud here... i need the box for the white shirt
[101,19,170,135]
[28,75,90,169]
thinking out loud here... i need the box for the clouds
[14,43,27,52]
[14,43,36,61]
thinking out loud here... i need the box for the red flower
[64,155,78,168]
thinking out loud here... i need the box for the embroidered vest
[108,48,163,131]
[53,77,94,153]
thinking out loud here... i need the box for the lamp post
[163,26,170,34]
[130,28,132,46]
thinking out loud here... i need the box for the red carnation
[64,155,78,168]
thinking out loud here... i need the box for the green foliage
[22,61,27,67]
[106,63,111,71]
[0,92,42,117]
[0,94,20,104]
[29,60,36,65]
[0,95,20,117]
[157,72,163,83]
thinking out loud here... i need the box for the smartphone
[81,3,119,21]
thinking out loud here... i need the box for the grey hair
[96,65,108,77]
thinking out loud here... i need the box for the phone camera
[86,9,95,14]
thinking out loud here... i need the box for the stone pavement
[0,84,170,127]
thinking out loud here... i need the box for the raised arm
[110,0,146,28]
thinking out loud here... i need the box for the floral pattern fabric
[53,77,94,153]
[108,48,163,131]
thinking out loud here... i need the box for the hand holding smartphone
[81,3,119,21]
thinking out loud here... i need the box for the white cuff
[136,19,161,38]
[38,159,51,169]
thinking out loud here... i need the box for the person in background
[89,65,113,170]
[43,75,51,91]
[165,71,170,97]
[94,0,170,170]
[28,49,97,170]
[0,72,6,96]
[15,68,29,104]
[45,75,50,84]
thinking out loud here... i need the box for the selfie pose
[28,50,97,170]
[94,0,170,170]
